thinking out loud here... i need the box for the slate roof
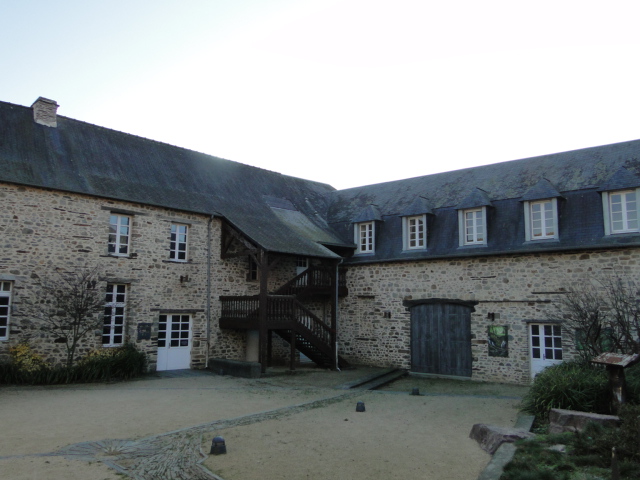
[0,100,349,259]
[326,139,640,264]
[4,98,640,266]
[521,178,563,201]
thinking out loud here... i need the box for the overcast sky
[2,1,640,190]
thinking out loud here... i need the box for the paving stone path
[4,390,360,480]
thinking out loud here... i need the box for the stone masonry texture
[338,249,640,384]
[4,182,640,383]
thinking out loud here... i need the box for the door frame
[529,322,563,379]
[405,298,476,378]
[157,313,192,371]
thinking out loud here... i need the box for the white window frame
[402,215,427,251]
[103,283,126,346]
[0,281,12,341]
[458,207,487,246]
[169,223,188,262]
[355,221,375,254]
[108,214,131,256]
[524,198,558,241]
[603,188,640,235]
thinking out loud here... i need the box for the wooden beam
[220,222,259,259]
[290,330,296,371]
[258,249,269,374]
[330,260,339,370]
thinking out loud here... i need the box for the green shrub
[572,404,640,463]
[75,344,147,381]
[521,360,609,420]
[626,362,640,402]
[0,343,147,385]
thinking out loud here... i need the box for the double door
[157,314,191,371]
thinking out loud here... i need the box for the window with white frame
[402,215,426,250]
[355,221,375,254]
[0,282,12,340]
[459,207,486,245]
[524,198,558,241]
[169,223,188,261]
[108,214,131,256]
[603,189,639,235]
[103,284,126,346]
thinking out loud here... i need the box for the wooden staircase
[219,266,350,370]
[273,328,351,370]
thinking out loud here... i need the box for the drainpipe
[205,215,214,369]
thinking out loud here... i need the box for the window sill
[102,254,137,259]
[606,231,640,236]
[457,244,487,249]
[162,260,192,264]
[523,238,560,245]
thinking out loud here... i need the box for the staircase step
[337,368,407,390]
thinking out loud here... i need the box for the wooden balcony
[274,266,348,298]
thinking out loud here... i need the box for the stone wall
[0,182,335,370]
[0,183,218,369]
[338,249,640,384]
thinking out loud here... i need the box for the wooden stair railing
[274,265,348,298]
[219,294,350,369]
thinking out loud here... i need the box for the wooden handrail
[274,265,347,296]
[219,294,330,343]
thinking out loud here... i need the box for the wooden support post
[267,330,273,367]
[290,331,296,371]
[330,260,339,370]
[258,250,269,374]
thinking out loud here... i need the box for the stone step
[337,368,407,390]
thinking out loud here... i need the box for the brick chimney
[31,97,59,127]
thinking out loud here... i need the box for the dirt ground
[0,367,528,480]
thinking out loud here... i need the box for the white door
[157,314,192,371]
[530,323,563,379]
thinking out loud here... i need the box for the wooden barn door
[410,302,472,377]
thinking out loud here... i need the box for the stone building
[2,97,640,384]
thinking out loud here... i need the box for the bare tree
[549,272,640,360]
[37,266,105,368]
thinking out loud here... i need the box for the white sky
[2,0,640,190]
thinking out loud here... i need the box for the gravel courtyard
[0,367,528,480]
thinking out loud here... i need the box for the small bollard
[210,436,227,455]
[356,401,365,412]
[411,387,420,396]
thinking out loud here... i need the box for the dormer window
[521,178,562,242]
[353,204,381,255]
[524,198,558,241]
[603,189,639,234]
[355,221,375,254]
[598,168,640,236]
[456,188,491,247]
[459,207,486,246]
[402,215,426,250]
